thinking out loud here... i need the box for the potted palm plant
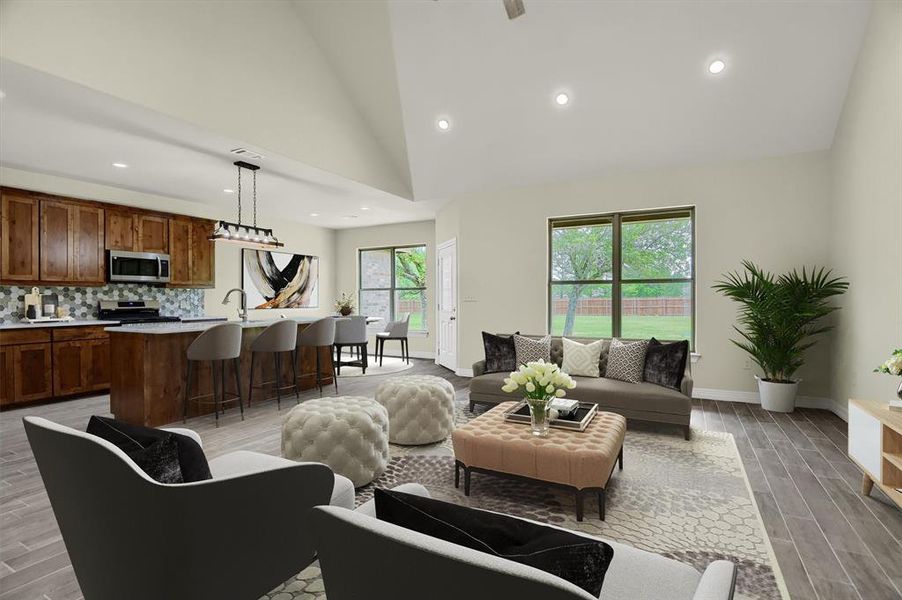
[714,261,848,412]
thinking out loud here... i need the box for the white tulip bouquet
[502,360,577,436]
[875,349,902,404]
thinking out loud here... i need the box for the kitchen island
[107,317,334,426]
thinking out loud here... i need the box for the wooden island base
[109,321,334,427]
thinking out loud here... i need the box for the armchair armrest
[355,483,431,517]
[681,372,694,399]
[472,360,487,377]
[160,427,202,448]
[692,561,736,600]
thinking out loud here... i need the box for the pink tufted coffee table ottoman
[452,401,626,521]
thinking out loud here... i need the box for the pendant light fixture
[209,161,284,250]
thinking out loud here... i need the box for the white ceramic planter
[756,376,799,413]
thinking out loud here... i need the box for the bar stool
[334,315,368,375]
[296,317,337,396]
[248,319,299,410]
[183,322,244,426]
[376,313,411,366]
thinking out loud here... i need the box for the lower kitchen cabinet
[0,326,110,408]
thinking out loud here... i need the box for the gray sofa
[469,336,693,439]
[311,482,737,600]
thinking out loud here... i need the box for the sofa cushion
[482,331,519,374]
[605,339,649,383]
[549,336,610,374]
[374,488,614,596]
[514,334,551,365]
[643,338,689,390]
[562,337,605,377]
[471,373,690,417]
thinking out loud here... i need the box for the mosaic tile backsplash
[0,284,205,324]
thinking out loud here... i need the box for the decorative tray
[503,400,598,432]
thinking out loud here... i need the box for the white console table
[848,398,902,510]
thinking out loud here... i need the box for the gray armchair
[24,416,356,600]
[310,484,736,600]
[376,312,411,365]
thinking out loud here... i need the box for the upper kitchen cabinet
[189,219,215,287]
[106,211,168,254]
[0,189,40,282]
[168,216,192,285]
[40,199,105,285]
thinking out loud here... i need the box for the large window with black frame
[359,245,428,332]
[548,208,694,346]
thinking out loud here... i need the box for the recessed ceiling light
[112,162,128,169]
[342,215,359,219]
[437,118,451,131]
[708,59,726,75]
[310,213,320,217]
[223,188,234,194]
[360,207,370,211]
[555,92,570,106]
[0,90,6,100]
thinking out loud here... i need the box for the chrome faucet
[222,288,248,322]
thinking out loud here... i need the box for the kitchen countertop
[0,319,120,331]
[105,316,323,335]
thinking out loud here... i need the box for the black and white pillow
[604,338,649,383]
[514,334,551,365]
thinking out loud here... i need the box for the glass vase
[526,397,552,437]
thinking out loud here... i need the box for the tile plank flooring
[1,361,900,599]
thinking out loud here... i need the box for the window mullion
[612,213,622,338]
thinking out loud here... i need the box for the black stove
[98,300,181,324]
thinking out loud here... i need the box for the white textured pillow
[514,334,551,365]
[604,338,649,383]
[562,338,604,377]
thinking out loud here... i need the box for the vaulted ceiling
[0,0,872,226]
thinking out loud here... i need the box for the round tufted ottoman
[375,375,456,445]
[281,397,389,487]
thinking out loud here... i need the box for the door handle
[450,316,456,321]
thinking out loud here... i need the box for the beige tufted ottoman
[375,375,456,445]
[452,401,626,521]
[281,397,389,487]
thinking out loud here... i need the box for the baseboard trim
[455,367,474,377]
[693,387,847,421]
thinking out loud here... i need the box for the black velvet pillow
[374,488,614,596]
[86,416,212,483]
[642,338,689,390]
[482,331,519,374]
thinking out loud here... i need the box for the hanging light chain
[252,169,257,227]
[236,164,242,225]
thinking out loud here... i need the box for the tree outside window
[360,245,427,332]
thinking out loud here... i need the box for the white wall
[437,151,836,398]
[0,0,410,199]
[828,1,902,405]
[0,167,337,320]
[335,221,436,357]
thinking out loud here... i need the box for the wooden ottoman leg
[618,447,623,470]
[861,473,875,496]
[454,461,460,488]
[464,467,471,496]
[599,488,606,521]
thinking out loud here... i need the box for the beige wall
[0,0,410,198]
[437,152,836,398]
[335,221,436,357]
[828,1,902,405]
[0,167,337,320]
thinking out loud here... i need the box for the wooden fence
[550,297,690,316]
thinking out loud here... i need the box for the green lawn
[550,315,691,341]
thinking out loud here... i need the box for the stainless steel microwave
[108,250,171,283]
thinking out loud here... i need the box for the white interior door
[436,239,458,371]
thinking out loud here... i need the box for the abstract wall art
[242,249,319,309]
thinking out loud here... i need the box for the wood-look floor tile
[784,515,851,585]
[769,537,817,600]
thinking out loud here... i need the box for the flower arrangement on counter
[874,349,902,404]
[334,293,356,316]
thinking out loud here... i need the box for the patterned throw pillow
[562,338,604,377]
[604,338,650,383]
[514,334,551,365]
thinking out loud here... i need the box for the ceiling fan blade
[503,0,525,20]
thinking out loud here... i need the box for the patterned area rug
[264,401,787,600]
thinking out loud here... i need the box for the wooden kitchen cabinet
[168,217,192,285]
[0,190,40,282]
[40,199,105,285]
[51,329,111,397]
[189,219,215,287]
[0,341,53,407]
[106,210,169,254]
[53,340,86,396]
[137,214,168,253]
[0,346,14,405]
[83,338,111,392]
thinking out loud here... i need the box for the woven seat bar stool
[296,317,337,396]
[248,319,299,410]
[183,322,244,426]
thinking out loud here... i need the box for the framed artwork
[242,249,319,309]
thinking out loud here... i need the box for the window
[549,208,694,346]
[359,245,427,332]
